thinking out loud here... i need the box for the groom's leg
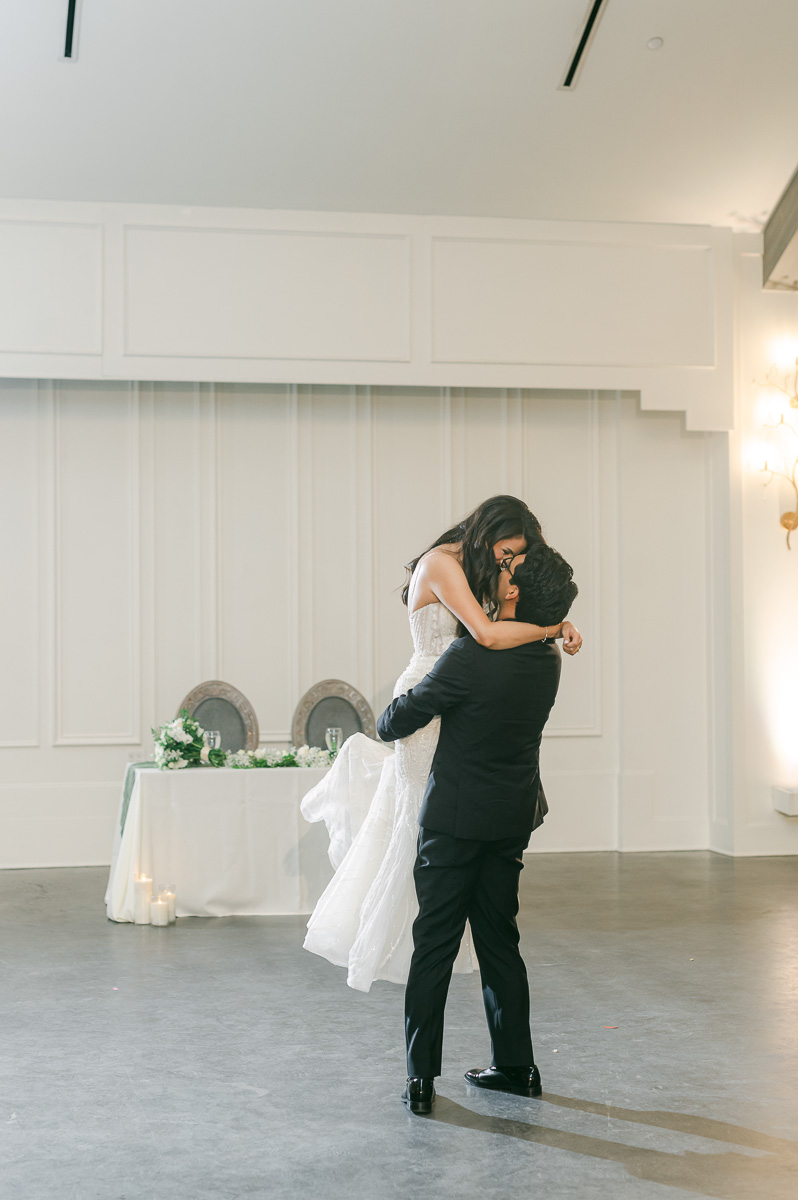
[467,834,534,1067]
[405,827,481,1079]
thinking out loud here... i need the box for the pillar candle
[134,876,152,925]
[150,897,169,926]
[161,889,176,923]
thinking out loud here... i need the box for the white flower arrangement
[225,749,255,769]
[152,710,225,770]
[152,712,335,772]
[224,744,335,769]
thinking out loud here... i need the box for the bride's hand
[561,621,582,656]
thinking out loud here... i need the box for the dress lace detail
[300,602,476,991]
[407,602,460,659]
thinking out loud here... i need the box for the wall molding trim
[0,200,734,432]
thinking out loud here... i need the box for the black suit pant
[405,826,534,1079]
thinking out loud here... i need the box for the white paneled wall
[431,239,715,367]
[615,401,712,851]
[0,201,734,433]
[0,221,102,356]
[0,382,717,866]
[124,228,412,361]
[0,383,39,748]
[55,383,141,744]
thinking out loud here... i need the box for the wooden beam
[763,163,798,287]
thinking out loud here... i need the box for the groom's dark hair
[512,542,578,627]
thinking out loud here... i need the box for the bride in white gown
[301,495,582,992]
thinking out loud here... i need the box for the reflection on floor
[2,851,797,1199]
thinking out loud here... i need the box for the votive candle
[150,897,169,926]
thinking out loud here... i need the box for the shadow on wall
[427,1092,797,1199]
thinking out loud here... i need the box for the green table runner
[120,762,156,835]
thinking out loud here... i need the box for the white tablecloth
[104,767,333,922]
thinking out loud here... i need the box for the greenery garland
[152,710,336,771]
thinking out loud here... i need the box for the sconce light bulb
[747,443,775,473]
[769,338,798,372]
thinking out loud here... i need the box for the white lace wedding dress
[300,601,476,991]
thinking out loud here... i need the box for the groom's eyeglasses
[498,554,514,573]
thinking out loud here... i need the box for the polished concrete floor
[1,852,797,1200]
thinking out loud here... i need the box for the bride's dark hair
[402,495,544,621]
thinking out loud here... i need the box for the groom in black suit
[377,541,578,1115]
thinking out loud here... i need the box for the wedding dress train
[300,602,476,991]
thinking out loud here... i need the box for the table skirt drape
[104,767,333,921]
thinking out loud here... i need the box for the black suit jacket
[377,631,562,842]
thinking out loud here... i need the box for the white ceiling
[2,0,797,227]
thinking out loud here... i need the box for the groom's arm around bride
[377,542,579,1113]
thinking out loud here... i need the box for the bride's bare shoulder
[417,544,462,576]
[408,544,463,611]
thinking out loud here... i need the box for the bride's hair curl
[402,495,544,624]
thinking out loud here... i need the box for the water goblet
[203,730,221,764]
[325,727,344,755]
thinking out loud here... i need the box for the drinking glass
[325,727,343,754]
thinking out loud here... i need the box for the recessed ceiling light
[647,37,664,50]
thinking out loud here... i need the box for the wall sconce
[754,358,798,548]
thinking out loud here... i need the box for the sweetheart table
[104,766,333,922]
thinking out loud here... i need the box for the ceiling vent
[560,0,610,90]
[63,0,79,60]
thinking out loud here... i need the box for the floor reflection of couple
[433,1092,797,1200]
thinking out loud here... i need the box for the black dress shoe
[464,1065,542,1097]
[402,1077,436,1114]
